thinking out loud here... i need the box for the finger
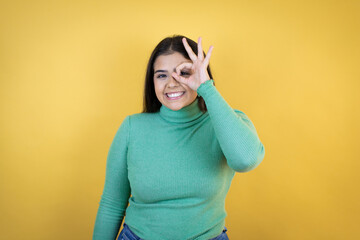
[175,62,193,75]
[182,38,197,61]
[172,72,188,85]
[197,37,204,60]
[204,45,214,66]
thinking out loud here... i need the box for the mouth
[165,91,185,100]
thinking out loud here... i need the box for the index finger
[175,62,193,75]
[182,38,197,62]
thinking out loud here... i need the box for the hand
[171,37,214,91]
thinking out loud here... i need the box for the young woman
[93,35,265,240]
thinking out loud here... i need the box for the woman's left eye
[181,71,189,76]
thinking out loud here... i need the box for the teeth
[167,92,184,98]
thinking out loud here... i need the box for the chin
[166,104,184,111]
[163,99,188,110]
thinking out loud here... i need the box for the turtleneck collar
[159,98,204,123]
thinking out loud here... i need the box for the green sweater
[93,79,265,240]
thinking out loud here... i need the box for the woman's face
[153,52,198,111]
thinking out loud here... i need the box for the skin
[153,37,214,111]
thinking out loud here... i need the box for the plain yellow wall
[1,0,359,239]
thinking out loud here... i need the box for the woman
[93,35,265,240]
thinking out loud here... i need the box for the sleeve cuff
[196,79,215,97]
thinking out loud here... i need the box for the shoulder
[233,108,258,132]
[233,109,245,114]
[233,109,248,118]
[124,111,159,127]
[127,112,158,121]
[233,108,252,121]
[115,112,158,136]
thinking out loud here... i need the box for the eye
[180,71,190,76]
[157,74,167,79]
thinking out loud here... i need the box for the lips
[165,91,185,99]
[165,91,184,94]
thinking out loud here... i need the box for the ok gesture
[171,37,214,91]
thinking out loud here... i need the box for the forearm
[197,80,265,172]
[93,195,128,240]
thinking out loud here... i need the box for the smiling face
[153,52,198,111]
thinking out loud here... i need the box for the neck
[159,98,204,123]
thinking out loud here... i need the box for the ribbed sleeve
[197,79,265,172]
[92,116,132,240]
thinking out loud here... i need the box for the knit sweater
[93,79,265,240]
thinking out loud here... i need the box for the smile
[165,91,185,100]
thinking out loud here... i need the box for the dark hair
[142,34,215,113]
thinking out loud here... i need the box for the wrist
[196,79,214,97]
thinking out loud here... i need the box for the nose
[168,73,179,87]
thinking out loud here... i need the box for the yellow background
[1,0,359,239]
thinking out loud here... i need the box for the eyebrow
[154,61,192,75]
[154,68,176,75]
